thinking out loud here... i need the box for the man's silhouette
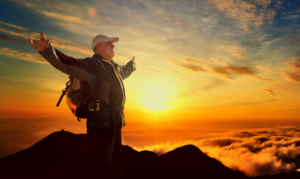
[28,32,136,178]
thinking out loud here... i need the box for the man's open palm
[28,31,48,52]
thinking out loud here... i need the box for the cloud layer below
[136,127,300,177]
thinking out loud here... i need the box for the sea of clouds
[136,127,300,177]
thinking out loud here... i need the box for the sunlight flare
[139,79,175,111]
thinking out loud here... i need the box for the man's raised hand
[28,31,48,52]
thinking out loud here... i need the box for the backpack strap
[56,80,70,107]
[90,58,119,129]
[90,58,111,105]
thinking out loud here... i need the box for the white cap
[91,35,119,50]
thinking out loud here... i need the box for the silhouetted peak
[155,144,209,170]
[1,131,300,179]
[161,144,205,158]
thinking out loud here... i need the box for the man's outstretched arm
[28,31,97,85]
[116,57,136,80]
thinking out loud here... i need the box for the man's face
[96,41,115,61]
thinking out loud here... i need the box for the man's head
[92,35,119,61]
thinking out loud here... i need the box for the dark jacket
[39,42,136,128]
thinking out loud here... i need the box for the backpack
[55,49,101,122]
[56,76,89,121]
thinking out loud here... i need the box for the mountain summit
[0,130,299,179]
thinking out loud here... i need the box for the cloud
[12,0,70,12]
[0,22,93,56]
[37,10,87,24]
[0,48,47,64]
[211,65,273,81]
[167,58,207,72]
[0,20,28,31]
[48,39,92,56]
[201,79,226,92]
[180,64,206,71]
[0,27,28,37]
[12,0,36,8]
[221,46,245,59]
[133,140,196,157]
[233,131,258,138]
[184,58,198,63]
[12,0,93,31]
[215,99,276,108]
[199,138,242,147]
[170,71,179,74]
[136,127,300,177]
[199,130,300,176]
[212,65,256,75]
[261,87,277,96]
[43,4,72,11]
[284,57,300,82]
[169,58,273,81]
[0,33,27,45]
[210,0,283,30]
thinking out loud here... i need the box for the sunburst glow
[139,80,175,111]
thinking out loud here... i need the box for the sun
[139,80,175,111]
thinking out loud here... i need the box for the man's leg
[86,127,116,179]
[110,127,125,178]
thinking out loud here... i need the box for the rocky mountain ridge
[0,130,299,179]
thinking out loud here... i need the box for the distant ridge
[0,130,299,179]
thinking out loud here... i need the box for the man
[28,31,136,178]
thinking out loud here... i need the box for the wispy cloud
[12,0,91,31]
[0,20,28,31]
[167,58,207,72]
[169,57,273,81]
[209,0,283,30]
[0,22,93,56]
[201,79,226,92]
[0,48,46,64]
[12,0,36,8]
[0,33,27,45]
[283,57,300,82]
[261,87,277,96]
[37,10,87,24]
[0,27,28,37]
[211,64,273,81]
[12,0,72,12]
[214,99,276,108]
[212,65,256,75]
[180,64,206,72]
[221,46,245,60]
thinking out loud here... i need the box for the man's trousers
[86,127,124,179]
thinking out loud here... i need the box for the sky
[1,0,300,177]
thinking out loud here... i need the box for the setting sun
[139,80,175,111]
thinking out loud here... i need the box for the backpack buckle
[89,100,101,111]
